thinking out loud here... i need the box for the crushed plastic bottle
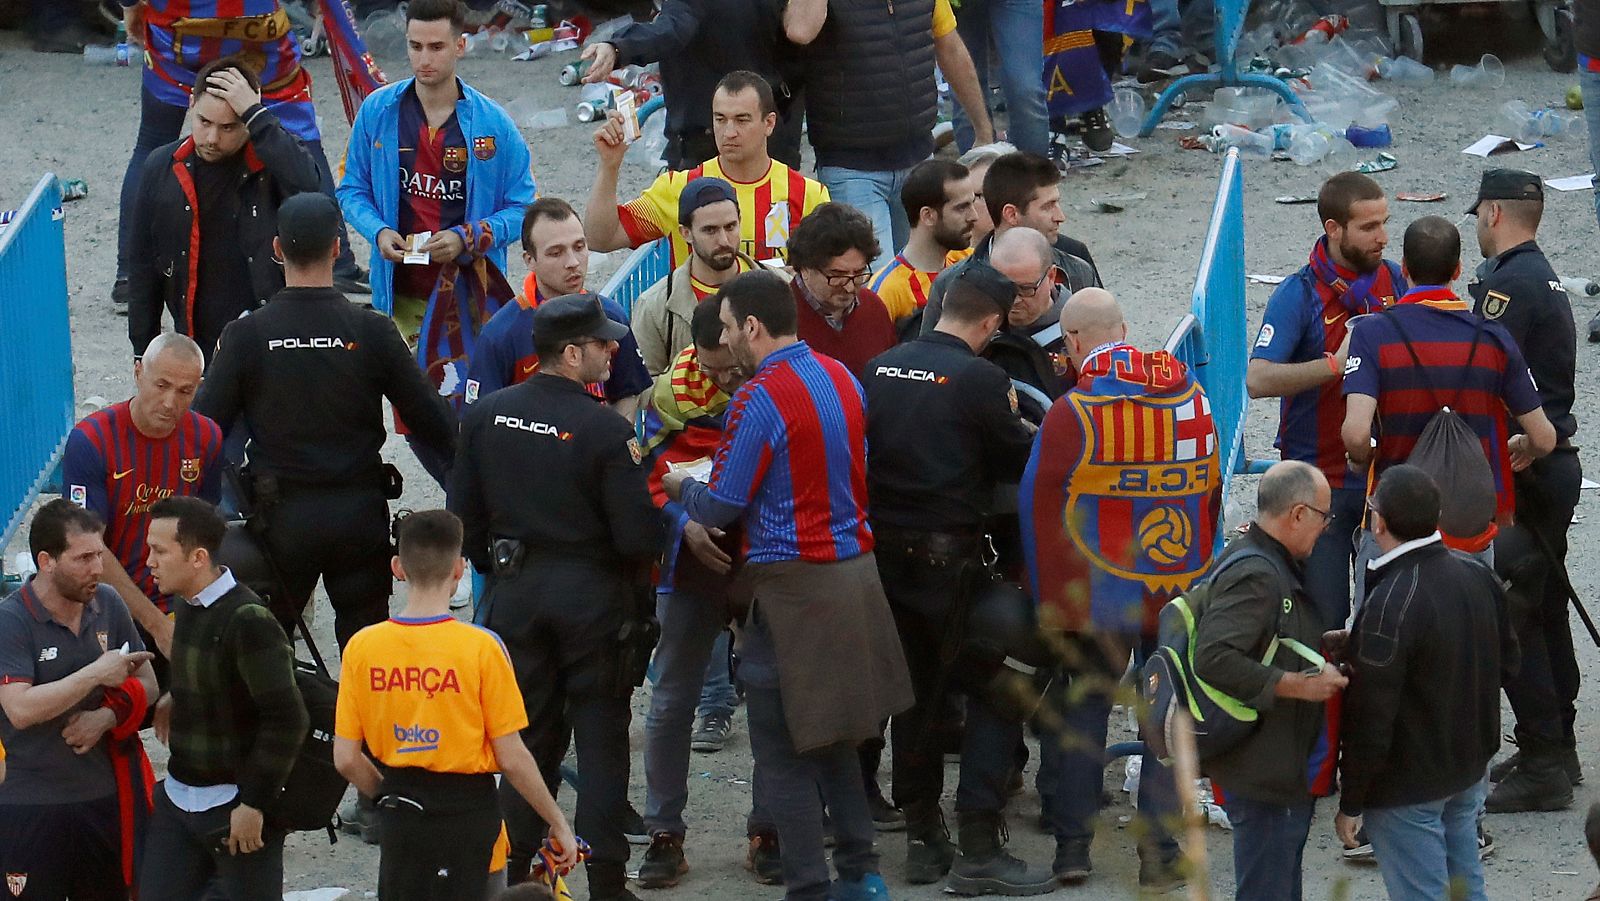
[1500,100,1582,143]
[1213,123,1274,157]
[1285,124,1339,165]
[1375,55,1433,85]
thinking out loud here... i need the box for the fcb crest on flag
[1061,383,1217,589]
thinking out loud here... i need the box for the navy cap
[533,293,629,346]
[1468,168,1543,214]
[949,261,1018,317]
[678,177,738,225]
[277,192,343,259]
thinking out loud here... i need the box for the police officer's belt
[874,526,982,563]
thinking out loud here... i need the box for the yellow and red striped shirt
[869,249,972,322]
[617,159,830,269]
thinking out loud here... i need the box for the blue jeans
[1300,484,1365,629]
[1363,776,1489,901]
[644,588,768,837]
[816,166,913,274]
[1583,67,1600,230]
[1044,635,1178,861]
[117,84,358,283]
[699,629,738,718]
[951,0,1050,156]
[1148,0,1184,56]
[1221,795,1315,901]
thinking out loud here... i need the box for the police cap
[949,261,1018,318]
[533,293,630,346]
[277,192,343,259]
[1467,168,1542,215]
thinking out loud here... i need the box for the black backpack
[1386,313,1497,541]
[1144,548,1324,764]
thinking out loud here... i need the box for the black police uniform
[861,330,1035,829]
[1468,238,1583,757]
[194,285,454,648]
[447,323,663,892]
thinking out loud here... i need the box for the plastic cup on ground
[1449,54,1505,89]
[1109,88,1146,139]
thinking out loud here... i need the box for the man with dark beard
[1246,172,1406,630]
[870,159,980,325]
[632,178,763,375]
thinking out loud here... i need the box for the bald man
[1020,288,1221,889]
[62,333,226,666]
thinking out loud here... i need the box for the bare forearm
[495,736,567,833]
[935,32,994,143]
[784,0,828,44]
[103,563,172,658]
[333,738,383,798]
[585,166,630,252]
[0,672,99,729]
[1246,358,1336,399]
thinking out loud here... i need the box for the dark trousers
[486,564,632,879]
[0,796,125,901]
[1501,448,1584,747]
[377,795,501,901]
[1044,633,1178,860]
[1220,795,1314,901]
[746,684,878,901]
[264,487,393,649]
[139,784,285,901]
[1301,484,1366,628]
[116,85,358,284]
[875,543,1015,814]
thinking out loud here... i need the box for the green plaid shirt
[166,574,307,810]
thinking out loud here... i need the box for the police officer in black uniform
[194,193,454,649]
[860,262,1052,893]
[447,295,664,899]
[1465,168,1584,813]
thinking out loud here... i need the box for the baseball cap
[533,293,629,346]
[678,177,738,226]
[1467,168,1543,215]
[277,192,343,259]
[949,261,1018,317]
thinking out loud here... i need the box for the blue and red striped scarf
[1308,236,1397,350]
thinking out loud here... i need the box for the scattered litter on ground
[1249,273,1287,284]
[1396,192,1446,202]
[1462,135,1540,157]
[1546,174,1596,192]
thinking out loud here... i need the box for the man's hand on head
[206,68,262,120]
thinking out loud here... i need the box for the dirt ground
[5,7,1600,898]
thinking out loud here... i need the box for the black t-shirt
[191,155,253,351]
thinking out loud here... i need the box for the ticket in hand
[404,231,434,265]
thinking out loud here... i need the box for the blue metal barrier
[0,175,75,562]
[600,239,672,318]
[1140,0,1311,135]
[1164,150,1262,532]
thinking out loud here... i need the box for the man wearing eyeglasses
[787,202,899,378]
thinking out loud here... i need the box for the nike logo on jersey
[1323,312,1344,325]
[112,468,135,480]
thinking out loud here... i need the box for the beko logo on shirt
[268,337,357,351]
[392,723,442,753]
[493,415,572,440]
[874,366,948,384]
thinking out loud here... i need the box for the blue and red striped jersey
[1250,260,1406,488]
[61,402,224,610]
[1342,288,1542,525]
[141,0,319,140]
[682,341,873,565]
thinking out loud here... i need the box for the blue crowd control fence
[601,238,671,318]
[0,175,75,567]
[1164,149,1264,537]
[1141,0,1311,135]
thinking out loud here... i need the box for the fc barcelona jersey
[141,0,318,140]
[61,403,225,610]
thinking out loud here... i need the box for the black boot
[904,800,956,884]
[945,811,1056,896]
[1495,740,1585,785]
[1486,748,1575,813]
[587,860,642,901]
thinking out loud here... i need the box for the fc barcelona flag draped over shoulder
[1043,0,1153,119]
[1020,344,1221,635]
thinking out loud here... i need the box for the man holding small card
[337,0,536,473]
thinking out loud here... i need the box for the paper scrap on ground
[1582,477,1598,490]
[284,890,349,901]
[1094,142,1141,157]
[1461,135,1539,157]
[1248,274,1286,285]
[1156,120,1197,130]
[1546,173,1595,191]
